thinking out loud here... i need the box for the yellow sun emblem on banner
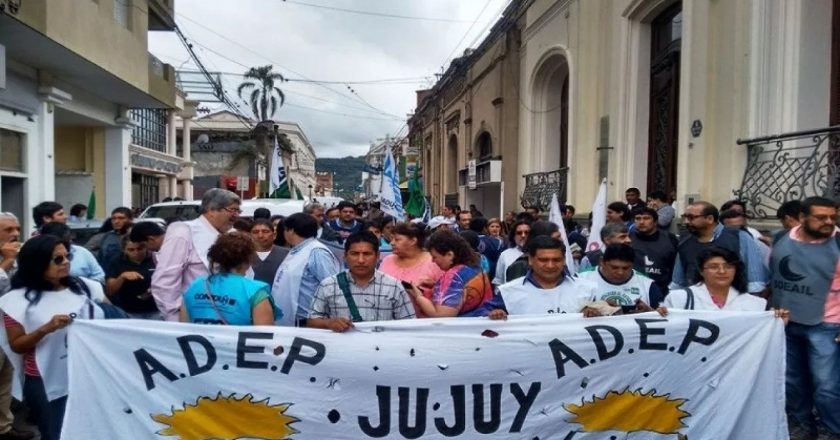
[564,389,689,436]
[152,393,299,440]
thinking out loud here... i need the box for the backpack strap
[74,277,96,318]
[337,272,363,323]
[683,287,695,310]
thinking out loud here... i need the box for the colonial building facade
[413,0,840,221]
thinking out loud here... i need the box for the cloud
[149,0,506,158]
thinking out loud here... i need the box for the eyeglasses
[51,254,73,265]
[807,214,837,223]
[223,207,242,215]
[702,263,736,272]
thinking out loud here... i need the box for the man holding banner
[308,232,415,332]
[490,236,598,319]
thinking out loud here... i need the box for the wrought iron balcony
[735,126,840,219]
[520,167,569,211]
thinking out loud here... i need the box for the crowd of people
[0,186,835,439]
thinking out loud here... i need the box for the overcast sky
[149,0,508,158]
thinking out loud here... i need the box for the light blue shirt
[70,244,105,283]
[294,238,341,320]
[670,224,769,293]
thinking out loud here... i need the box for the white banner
[63,312,786,439]
[586,178,608,253]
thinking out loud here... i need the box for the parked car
[68,219,104,246]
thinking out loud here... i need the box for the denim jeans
[785,321,840,434]
[23,376,67,440]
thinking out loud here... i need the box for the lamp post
[308,184,313,200]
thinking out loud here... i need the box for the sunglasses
[51,254,73,265]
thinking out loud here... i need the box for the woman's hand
[582,307,602,318]
[656,306,669,317]
[41,314,73,334]
[416,277,435,290]
[634,299,654,313]
[771,308,790,325]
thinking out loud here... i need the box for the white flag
[549,193,576,275]
[379,147,405,220]
[586,178,608,253]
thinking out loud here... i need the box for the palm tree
[236,65,289,196]
[237,65,286,122]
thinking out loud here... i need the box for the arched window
[476,132,492,160]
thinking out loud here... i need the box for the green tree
[236,66,292,196]
[236,65,286,122]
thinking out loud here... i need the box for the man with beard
[770,197,840,440]
[630,206,678,293]
[670,201,767,294]
[492,219,531,286]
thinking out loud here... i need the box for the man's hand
[0,242,20,269]
[771,308,790,325]
[582,307,602,318]
[120,271,144,281]
[488,309,507,320]
[327,318,353,333]
[634,299,654,313]
[656,306,669,317]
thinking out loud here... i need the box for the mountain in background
[315,156,366,200]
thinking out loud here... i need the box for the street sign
[468,159,477,190]
[236,176,249,191]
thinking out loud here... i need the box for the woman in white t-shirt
[0,235,107,440]
[659,247,788,321]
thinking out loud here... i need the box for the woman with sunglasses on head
[0,235,109,440]
[658,247,789,321]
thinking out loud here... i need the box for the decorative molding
[129,145,186,175]
[37,86,72,106]
[523,0,573,43]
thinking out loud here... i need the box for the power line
[175,68,428,85]
[281,0,483,24]
[175,13,402,119]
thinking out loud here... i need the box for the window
[130,109,167,152]
[476,132,492,159]
[0,128,24,172]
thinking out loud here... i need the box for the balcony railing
[520,167,569,211]
[735,126,840,219]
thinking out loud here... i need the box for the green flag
[87,188,96,220]
[405,168,425,218]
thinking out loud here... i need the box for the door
[647,3,682,196]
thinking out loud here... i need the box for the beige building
[414,0,840,221]
[0,0,192,226]
[181,111,317,199]
[409,3,522,219]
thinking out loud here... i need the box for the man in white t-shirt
[576,244,662,309]
[490,236,597,318]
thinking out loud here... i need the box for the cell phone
[400,280,414,290]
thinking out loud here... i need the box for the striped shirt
[3,314,39,377]
[309,270,416,321]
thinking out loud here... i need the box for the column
[104,115,133,211]
[32,86,72,207]
[167,109,177,156]
[181,117,193,199]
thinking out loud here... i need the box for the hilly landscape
[315,156,366,199]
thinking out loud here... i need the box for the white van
[139,199,305,224]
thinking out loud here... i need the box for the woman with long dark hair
[0,235,108,440]
[406,230,493,318]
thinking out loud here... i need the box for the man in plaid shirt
[308,231,415,332]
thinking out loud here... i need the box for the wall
[55,127,89,171]
[13,0,151,92]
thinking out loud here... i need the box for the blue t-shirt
[182,273,279,325]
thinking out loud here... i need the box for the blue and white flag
[379,147,405,220]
